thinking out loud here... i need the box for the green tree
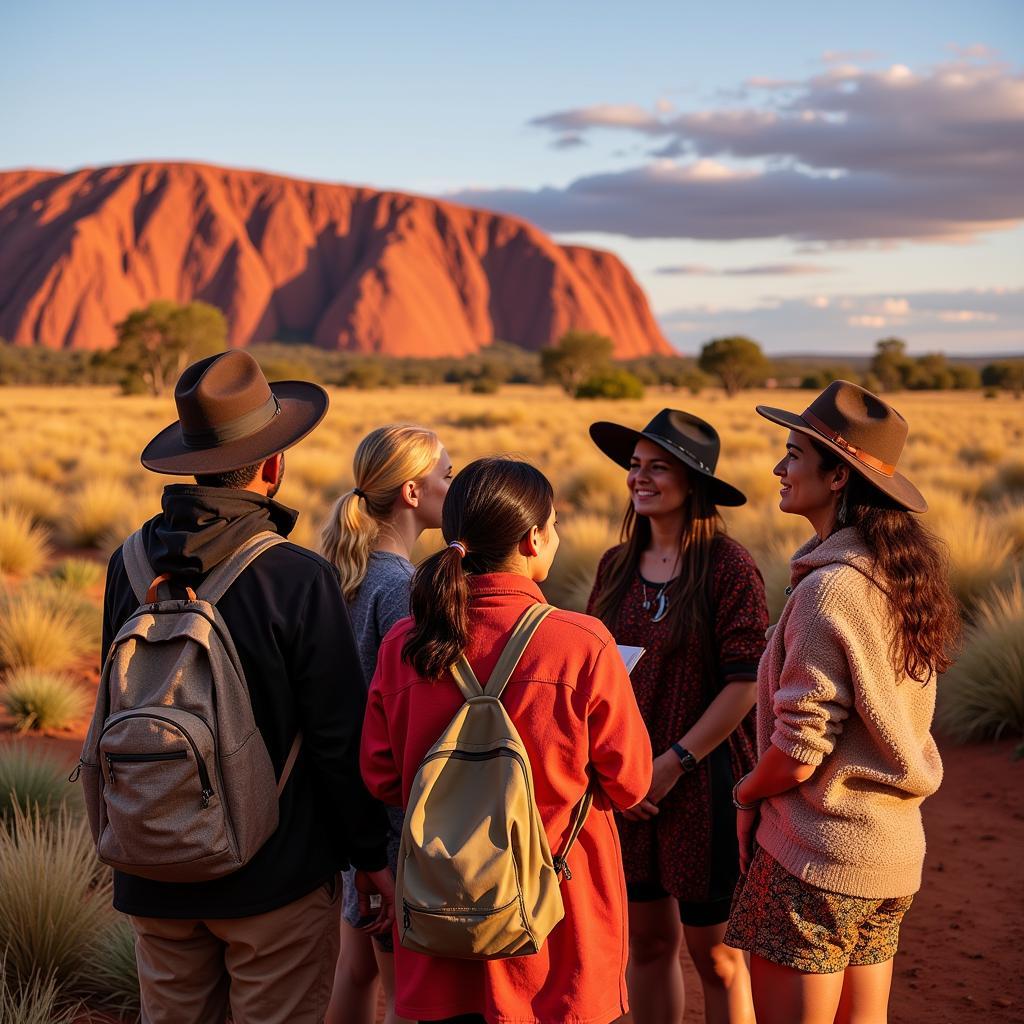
[541,331,615,396]
[113,300,227,395]
[575,367,645,400]
[697,336,770,396]
[982,361,1024,399]
[870,338,914,392]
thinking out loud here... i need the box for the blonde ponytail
[320,425,440,602]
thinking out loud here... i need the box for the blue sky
[3,0,1022,355]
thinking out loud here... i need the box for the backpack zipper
[104,749,187,784]
[403,894,520,930]
[100,713,215,808]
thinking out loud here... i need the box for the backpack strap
[122,529,158,604]
[483,603,554,700]
[554,788,593,879]
[197,532,287,605]
[450,657,484,701]
[276,732,304,796]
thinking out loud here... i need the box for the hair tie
[447,541,467,559]
[352,487,366,500]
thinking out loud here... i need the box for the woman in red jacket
[360,456,653,1024]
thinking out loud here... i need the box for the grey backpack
[76,530,302,883]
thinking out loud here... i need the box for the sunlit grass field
[0,384,1021,1018]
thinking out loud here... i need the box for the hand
[736,805,760,875]
[354,867,395,936]
[621,798,660,821]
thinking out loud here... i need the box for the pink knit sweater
[754,528,943,899]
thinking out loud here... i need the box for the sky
[3,0,1022,355]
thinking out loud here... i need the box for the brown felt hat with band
[756,379,927,513]
[141,350,329,475]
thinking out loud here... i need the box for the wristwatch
[669,741,697,774]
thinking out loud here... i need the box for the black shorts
[626,880,733,927]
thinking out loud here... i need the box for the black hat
[589,408,747,507]
[141,350,329,475]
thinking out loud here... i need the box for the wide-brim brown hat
[589,408,747,507]
[756,379,926,513]
[141,350,329,475]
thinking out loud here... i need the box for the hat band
[802,410,897,478]
[648,434,712,473]
[181,394,281,450]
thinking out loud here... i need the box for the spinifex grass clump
[0,805,112,994]
[542,513,620,611]
[0,508,51,578]
[0,587,92,673]
[0,962,78,1024]
[0,746,78,823]
[50,557,104,591]
[0,475,64,528]
[938,577,1024,744]
[63,480,138,549]
[0,669,89,733]
[79,916,141,1018]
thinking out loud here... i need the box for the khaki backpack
[397,603,592,960]
[75,530,302,883]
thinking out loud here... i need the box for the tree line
[0,300,1020,399]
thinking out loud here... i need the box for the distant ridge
[0,162,671,357]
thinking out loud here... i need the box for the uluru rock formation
[0,162,671,357]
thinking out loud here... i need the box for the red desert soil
[0,162,671,358]
[9,732,1021,1024]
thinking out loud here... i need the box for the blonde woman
[322,425,453,1024]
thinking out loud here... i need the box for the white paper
[616,645,646,674]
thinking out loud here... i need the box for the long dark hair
[592,473,724,656]
[403,457,554,679]
[813,439,960,681]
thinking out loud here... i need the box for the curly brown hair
[813,440,961,681]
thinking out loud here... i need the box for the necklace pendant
[652,592,669,623]
[642,599,651,610]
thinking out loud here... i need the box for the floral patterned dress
[587,535,768,903]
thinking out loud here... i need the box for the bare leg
[374,947,413,1024]
[749,954,845,1024]
[324,920,380,1024]
[683,923,754,1024]
[627,898,686,1024]
[834,960,894,1024]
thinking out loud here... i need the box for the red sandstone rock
[0,162,671,357]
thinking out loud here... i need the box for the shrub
[0,746,77,822]
[0,805,112,992]
[80,916,141,1018]
[1,670,89,732]
[64,481,137,548]
[938,577,1024,743]
[0,508,50,578]
[0,588,92,672]
[50,558,104,591]
[0,476,63,527]
[575,368,645,400]
[0,964,77,1024]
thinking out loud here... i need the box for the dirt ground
[9,731,1022,1023]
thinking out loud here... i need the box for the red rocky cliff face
[0,162,671,357]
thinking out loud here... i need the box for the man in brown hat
[99,351,392,1023]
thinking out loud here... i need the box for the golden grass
[0,508,51,578]
[0,963,77,1024]
[0,587,92,673]
[0,670,90,733]
[938,577,1024,743]
[0,746,80,822]
[0,475,64,527]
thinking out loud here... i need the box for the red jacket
[360,573,653,1024]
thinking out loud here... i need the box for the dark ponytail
[403,457,554,678]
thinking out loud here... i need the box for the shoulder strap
[197,532,287,605]
[122,530,156,604]
[483,603,554,700]
[276,732,304,796]
[555,788,593,877]
[449,603,555,703]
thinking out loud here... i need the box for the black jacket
[101,485,388,919]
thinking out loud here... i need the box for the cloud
[656,262,836,276]
[657,287,1024,354]
[551,132,586,150]
[450,56,1024,244]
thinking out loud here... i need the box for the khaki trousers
[130,876,341,1024]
